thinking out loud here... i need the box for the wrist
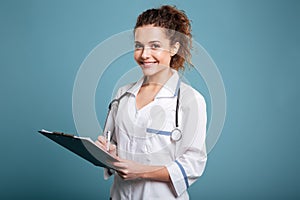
[139,166,163,180]
[139,166,152,180]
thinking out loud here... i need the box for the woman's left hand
[112,158,146,180]
[112,158,152,180]
[112,158,171,182]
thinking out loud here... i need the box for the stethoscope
[104,84,182,142]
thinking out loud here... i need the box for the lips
[141,61,158,68]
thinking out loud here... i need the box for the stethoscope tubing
[105,86,182,142]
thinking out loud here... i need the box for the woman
[96,5,207,199]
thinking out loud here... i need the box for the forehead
[134,25,169,42]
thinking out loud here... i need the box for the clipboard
[38,129,117,169]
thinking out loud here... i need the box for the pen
[106,131,111,151]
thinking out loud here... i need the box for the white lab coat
[104,70,207,200]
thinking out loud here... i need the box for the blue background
[1,0,299,199]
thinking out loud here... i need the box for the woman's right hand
[95,135,117,157]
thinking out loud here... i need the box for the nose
[141,47,151,59]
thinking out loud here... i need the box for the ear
[170,42,180,56]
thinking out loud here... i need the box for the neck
[144,68,173,87]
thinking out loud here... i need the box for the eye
[151,43,161,49]
[134,43,143,50]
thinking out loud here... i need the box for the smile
[141,61,158,67]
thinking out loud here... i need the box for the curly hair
[134,5,193,71]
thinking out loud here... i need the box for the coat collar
[127,69,181,98]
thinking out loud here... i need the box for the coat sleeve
[166,88,207,197]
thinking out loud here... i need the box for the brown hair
[134,5,193,71]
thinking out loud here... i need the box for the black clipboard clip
[52,131,75,138]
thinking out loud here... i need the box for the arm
[112,158,171,182]
[96,135,171,182]
[166,89,207,197]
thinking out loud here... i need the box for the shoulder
[115,82,136,98]
[180,82,206,107]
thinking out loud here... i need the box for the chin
[141,69,156,77]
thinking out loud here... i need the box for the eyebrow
[135,40,161,44]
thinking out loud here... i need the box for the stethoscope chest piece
[171,128,182,142]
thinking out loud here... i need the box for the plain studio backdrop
[0,0,299,199]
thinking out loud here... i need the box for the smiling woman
[95,5,207,200]
[134,5,193,71]
[134,25,177,109]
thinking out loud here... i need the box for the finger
[95,140,104,146]
[117,172,135,181]
[109,144,116,150]
[120,174,129,180]
[112,161,128,170]
[108,144,116,154]
[94,140,106,149]
[97,135,106,144]
[94,140,101,147]
[116,169,129,177]
[108,150,116,155]
[117,171,127,179]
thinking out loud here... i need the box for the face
[134,25,175,78]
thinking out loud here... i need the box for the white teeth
[140,61,157,68]
[143,62,156,66]
[142,62,156,65]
